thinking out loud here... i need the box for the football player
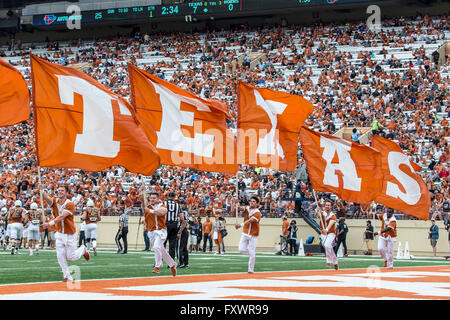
[7,200,26,255]
[0,207,7,250]
[26,203,44,256]
[81,199,101,256]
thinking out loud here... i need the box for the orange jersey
[243,207,261,237]
[46,215,57,232]
[319,211,336,235]
[378,213,397,238]
[203,220,213,234]
[144,202,167,231]
[85,207,100,224]
[27,209,42,227]
[377,213,386,232]
[282,219,290,236]
[51,198,76,235]
[8,207,25,224]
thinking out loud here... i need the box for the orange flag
[372,136,430,220]
[237,82,315,172]
[299,127,383,204]
[128,64,238,173]
[31,54,160,175]
[0,57,30,126]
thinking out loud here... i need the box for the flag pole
[30,53,44,210]
[313,189,327,244]
[235,171,238,224]
[312,189,323,223]
[136,175,147,250]
[37,166,44,209]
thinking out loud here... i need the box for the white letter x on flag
[253,89,288,158]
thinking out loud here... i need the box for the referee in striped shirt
[165,192,184,261]
[116,198,132,254]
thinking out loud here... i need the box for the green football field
[0,248,449,285]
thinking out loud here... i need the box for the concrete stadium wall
[90,216,449,257]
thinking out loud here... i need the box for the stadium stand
[0,11,448,223]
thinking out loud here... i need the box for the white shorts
[28,225,40,241]
[6,224,11,238]
[190,234,197,245]
[84,223,98,239]
[22,228,28,238]
[9,223,23,240]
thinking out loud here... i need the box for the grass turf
[0,248,449,285]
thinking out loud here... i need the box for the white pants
[84,223,98,240]
[147,231,156,247]
[321,233,338,265]
[6,224,11,238]
[9,223,23,240]
[28,225,40,241]
[153,229,175,269]
[378,236,396,268]
[238,234,258,273]
[55,232,86,279]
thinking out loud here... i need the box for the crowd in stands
[0,13,448,221]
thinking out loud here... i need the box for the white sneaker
[29,250,33,256]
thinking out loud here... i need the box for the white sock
[92,240,97,249]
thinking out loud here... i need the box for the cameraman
[287,220,298,255]
[188,214,199,253]
[334,217,349,257]
[364,220,374,255]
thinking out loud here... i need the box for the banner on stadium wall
[128,63,238,174]
[30,54,160,175]
[299,126,383,204]
[372,135,430,220]
[237,82,315,172]
[0,57,30,126]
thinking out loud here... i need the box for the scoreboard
[32,0,381,26]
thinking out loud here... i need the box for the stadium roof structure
[21,0,161,15]
[0,0,79,10]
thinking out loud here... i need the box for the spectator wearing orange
[202,215,213,252]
